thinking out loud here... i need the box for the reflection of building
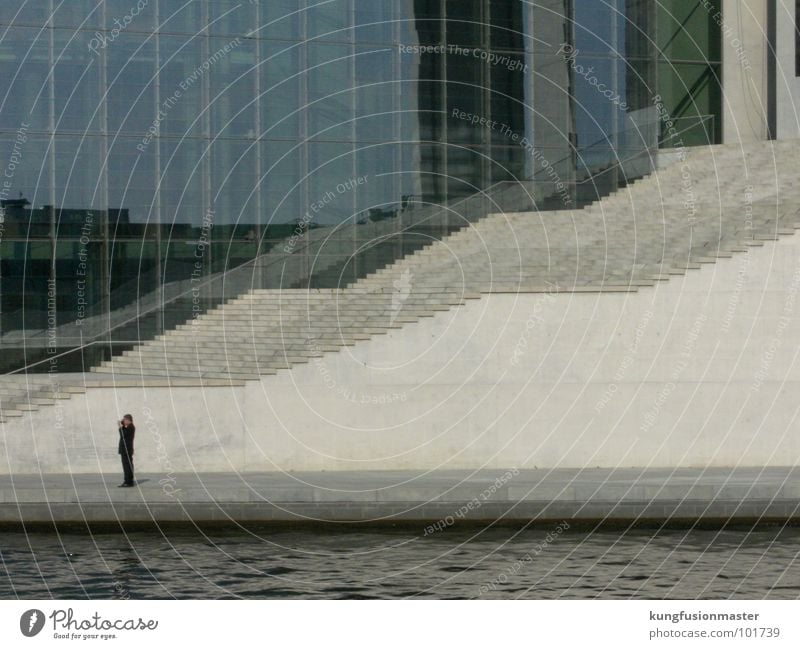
[1,198,130,233]
[0,1,778,372]
[0,197,278,370]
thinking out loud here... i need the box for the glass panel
[107,137,157,228]
[398,143,427,207]
[0,27,50,130]
[0,1,54,25]
[412,0,442,45]
[624,0,655,60]
[490,0,525,51]
[159,230,195,283]
[355,143,398,216]
[106,33,156,133]
[657,0,721,63]
[488,145,527,184]
[418,142,446,203]
[210,241,257,274]
[259,0,302,41]
[403,34,443,141]
[52,0,102,28]
[0,135,52,229]
[307,141,357,226]
[158,34,205,137]
[0,197,50,239]
[655,0,721,148]
[159,138,206,225]
[307,42,354,141]
[446,52,484,145]
[261,140,304,228]
[355,45,395,143]
[574,0,618,56]
[54,206,103,240]
[158,0,202,35]
[0,240,21,332]
[2,240,51,331]
[209,36,257,136]
[656,62,721,146]
[446,145,483,200]
[109,240,158,311]
[55,239,104,324]
[209,139,258,227]
[52,30,104,133]
[354,1,395,44]
[445,0,482,50]
[532,146,576,203]
[261,40,302,138]
[625,57,656,114]
[490,54,527,145]
[54,137,104,216]
[207,0,256,37]
[572,56,620,148]
[307,0,352,43]
[104,0,154,31]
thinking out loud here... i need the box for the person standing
[117,414,136,487]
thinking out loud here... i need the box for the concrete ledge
[1,468,798,527]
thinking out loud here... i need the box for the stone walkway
[0,467,798,526]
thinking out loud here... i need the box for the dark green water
[1,526,798,599]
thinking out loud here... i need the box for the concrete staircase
[0,375,87,422]
[2,139,799,420]
[0,180,538,376]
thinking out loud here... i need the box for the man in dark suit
[117,414,135,487]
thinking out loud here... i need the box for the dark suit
[118,424,135,485]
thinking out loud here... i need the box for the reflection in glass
[0,0,722,371]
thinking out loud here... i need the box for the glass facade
[0,0,721,372]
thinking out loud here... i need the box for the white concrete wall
[4,232,800,473]
[775,0,800,138]
[722,0,769,143]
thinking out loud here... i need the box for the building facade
[0,0,728,370]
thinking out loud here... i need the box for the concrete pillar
[775,0,800,138]
[722,0,769,143]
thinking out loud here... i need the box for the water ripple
[0,527,798,599]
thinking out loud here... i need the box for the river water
[1,526,798,599]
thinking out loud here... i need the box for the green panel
[657,62,721,146]
[657,0,721,63]
[656,1,722,147]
